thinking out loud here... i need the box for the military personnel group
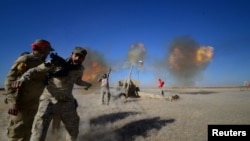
[4,39,111,141]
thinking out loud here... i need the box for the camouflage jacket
[19,62,91,103]
[4,53,46,106]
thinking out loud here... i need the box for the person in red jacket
[158,78,164,88]
[158,78,165,96]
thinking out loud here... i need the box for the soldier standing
[13,47,92,141]
[98,68,111,105]
[4,39,54,141]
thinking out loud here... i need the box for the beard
[67,58,82,67]
[72,59,82,65]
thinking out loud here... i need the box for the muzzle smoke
[82,48,108,85]
[127,42,146,66]
[167,36,214,86]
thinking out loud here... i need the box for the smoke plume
[167,36,214,86]
[127,42,146,66]
[82,48,109,85]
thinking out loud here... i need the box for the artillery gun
[116,78,140,98]
[115,65,140,98]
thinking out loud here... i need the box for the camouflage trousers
[7,107,38,141]
[101,87,110,105]
[30,98,80,141]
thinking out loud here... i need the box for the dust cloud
[43,89,174,141]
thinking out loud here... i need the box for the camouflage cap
[72,47,87,56]
[32,39,54,51]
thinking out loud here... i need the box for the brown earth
[0,87,250,141]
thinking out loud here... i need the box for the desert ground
[0,86,250,141]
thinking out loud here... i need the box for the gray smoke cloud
[127,42,146,66]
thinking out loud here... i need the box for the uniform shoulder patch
[17,62,27,72]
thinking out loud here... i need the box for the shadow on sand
[115,117,175,141]
[79,112,174,141]
[90,111,140,126]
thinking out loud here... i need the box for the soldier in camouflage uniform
[13,47,92,141]
[4,39,54,141]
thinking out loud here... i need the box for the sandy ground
[0,87,250,141]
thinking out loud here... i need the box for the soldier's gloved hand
[8,104,19,116]
[11,80,23,88]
